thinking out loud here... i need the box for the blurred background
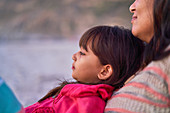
[0,0,133,107]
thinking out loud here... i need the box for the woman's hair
[38,25,144,102]
[142,0,170,66]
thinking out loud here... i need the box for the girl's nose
[72,53,77,61]
[129,1,136,13]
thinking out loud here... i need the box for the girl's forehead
[80,44,91,52]
[80,39,93,51]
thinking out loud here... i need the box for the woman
[105,0,170,113]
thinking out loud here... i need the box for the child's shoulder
[25,97,54,112]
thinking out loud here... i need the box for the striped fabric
[105,55,170,113]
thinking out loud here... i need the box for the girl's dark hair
[39,25,144,102]
[79,26,144,88]
[142,0,170,66]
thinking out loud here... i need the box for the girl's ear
[98,64,113,80]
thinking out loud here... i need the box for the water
[0,40,79,107]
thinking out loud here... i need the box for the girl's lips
[72,65,75,70]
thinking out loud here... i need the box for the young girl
[25,25,144,113]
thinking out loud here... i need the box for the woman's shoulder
[148,53,170,75]
[104,55,170,113]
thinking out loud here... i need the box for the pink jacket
[25,84,114,113]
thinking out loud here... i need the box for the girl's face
[72,46,103,84]
[129,0,154,43]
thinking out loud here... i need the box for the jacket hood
[60,84,114,100]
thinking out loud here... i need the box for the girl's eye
[80,51,86,55]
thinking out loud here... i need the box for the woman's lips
[131,16,137,23]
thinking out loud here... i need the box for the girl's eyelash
[80,51,86,55]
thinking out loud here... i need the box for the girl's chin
[72,75,76,79]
